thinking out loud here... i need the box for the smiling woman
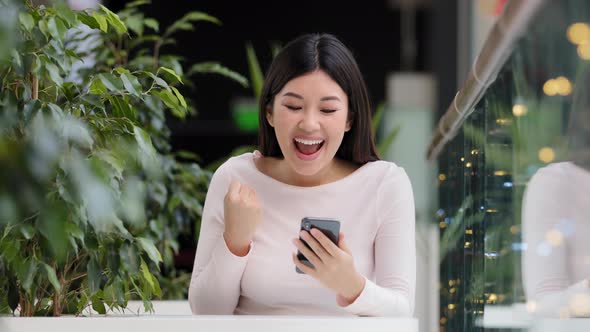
[188,33,416,317]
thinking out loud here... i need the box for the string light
[567,22,590,45]
[512,104,528,116]
[538,147,556,163]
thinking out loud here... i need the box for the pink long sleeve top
[188,152,416,316]
[522,162,590,317]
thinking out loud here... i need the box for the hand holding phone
[296,217,340,274]
[292,218,365,304]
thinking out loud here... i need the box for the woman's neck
[258,156,358,187]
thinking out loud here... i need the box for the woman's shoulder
[211,152,258,180]
[361,159,407,179]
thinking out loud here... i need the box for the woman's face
[267,70,351,178]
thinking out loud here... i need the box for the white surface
[530,318,590,332]
[0,315,418,332]
[478,304,533,328]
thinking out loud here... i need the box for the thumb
[338,232,352,254]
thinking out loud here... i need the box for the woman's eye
[321,109,337,114]
[286,105,301,111]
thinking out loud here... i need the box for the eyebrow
[282,92,341,102]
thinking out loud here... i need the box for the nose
[297,109,320,132]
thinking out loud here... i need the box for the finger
[292,252,316,276]
[292,238,322,267]
[246,186,257,202]
[309,228,339,256]
[227,181,242,200]
[338,232,352,255]
[240,185,252,201]
[300,230,331,261]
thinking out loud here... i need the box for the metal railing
[426,0,547,161]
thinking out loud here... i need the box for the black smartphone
[296,217,341,274]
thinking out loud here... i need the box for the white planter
[1,300,418,332]
[0,314,418,332]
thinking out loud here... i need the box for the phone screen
[296,217,340,274]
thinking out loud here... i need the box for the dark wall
[109,1,434,165]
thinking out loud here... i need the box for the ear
[345,119,352,132]
[266,105,274,127]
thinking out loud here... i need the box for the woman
[188,33,416,316]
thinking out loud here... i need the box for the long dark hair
[258,33,379,164]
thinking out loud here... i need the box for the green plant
[372,101,400,157]
[0,0,247,314]
[80,1,249,299]
[0,0,182,316]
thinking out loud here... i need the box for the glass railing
[433,0,590,331]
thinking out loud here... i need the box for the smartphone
[296,217,341,274]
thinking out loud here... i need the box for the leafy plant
[0,0,248,314]
[0,0,180,316]
[79,0,248,300]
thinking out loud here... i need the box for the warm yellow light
[578,43,590,60]
[546,229,564,246]
[465,229,473,235]
[496,118,511,125]
[527,301,537,313]
[488,293,498,302]
[439,174,447,181]
[538,147,556,163]
[460,157,465,162]
[510,225,520,234]
[494,170,508,176]
[555,76,573,96]
[464,241,471,248]
[448,304,456,310]
[439,221,447,229]
[512,104,528,116]
[543,79,558,96]
[465,162,472,168]
[567,22,590,45]
[471,149,478,155]
[449,288,456,294]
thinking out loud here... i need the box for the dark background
[107,0,457,167]
[105,0,458,269]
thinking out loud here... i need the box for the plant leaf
[99,4,127,35]
[137,237,162,264]
[46,62,63,87]
[99,73,123,92]
[87,257,101,295]
[144,72,168,90]
[188,61,248,88]
[42,263,62,293]
[89,79,108,95]
[19,12,35,32]
[170,86,186,108]
[92,12,108,33]
[158,66,182,84]
[144,18,159,32]
[126,14,144,36]
[121,73,142,98]
[77,12,100,30]
[245,43,263,100]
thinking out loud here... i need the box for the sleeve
[188,162,253,314]
[341,165,416,316]
[522,165,590,318]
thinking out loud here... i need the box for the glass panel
[438,0,590,330]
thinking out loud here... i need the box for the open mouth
[293,138,324,159]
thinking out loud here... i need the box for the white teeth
[294,138,324,145]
